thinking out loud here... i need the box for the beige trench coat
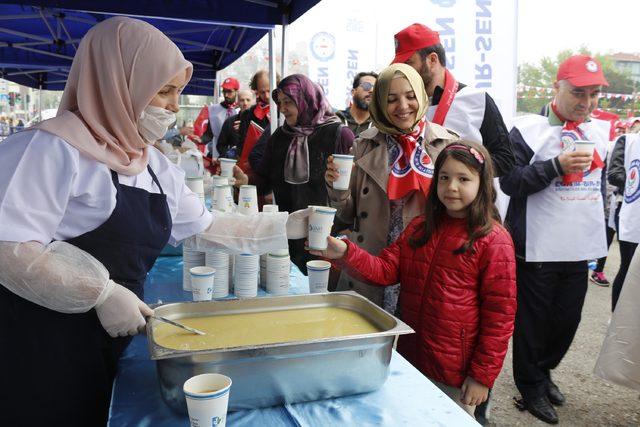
[327,123,458,307]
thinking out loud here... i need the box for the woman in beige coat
[325,64,457,312]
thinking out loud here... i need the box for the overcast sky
[288,0,637,65]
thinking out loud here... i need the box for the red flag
[238,121,265,175]
[193,105,209,137]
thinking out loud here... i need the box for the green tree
[517,47,635,114]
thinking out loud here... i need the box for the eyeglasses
[358,82,375,91]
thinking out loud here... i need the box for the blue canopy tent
[0,0,321,130]
[0,3,277,94]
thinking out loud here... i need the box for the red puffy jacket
[337,215,516,388]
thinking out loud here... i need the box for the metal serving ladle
[150,315,206,336]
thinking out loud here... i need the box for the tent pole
[268,28,277,135]
[213,71,220,102]
[38,84,42,122]
[280,14,288,78]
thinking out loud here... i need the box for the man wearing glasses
[337,72,378,138]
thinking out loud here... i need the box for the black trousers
[612,241,638,311]
[594,226,616,272]
[512,259,588,400]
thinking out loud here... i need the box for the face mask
[137,105,176,144]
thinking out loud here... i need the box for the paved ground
[487,240,640,426]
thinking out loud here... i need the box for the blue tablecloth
[108,256,477,426]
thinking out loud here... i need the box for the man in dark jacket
[607,133,639,311]
[500,55,610,425]
[336,72,377,137]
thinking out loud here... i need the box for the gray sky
[518,0,637,64]
[289,0,637,65]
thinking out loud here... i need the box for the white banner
[301,0,518,120]
[307,8,377,109]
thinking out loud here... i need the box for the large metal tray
[146,291,414,413]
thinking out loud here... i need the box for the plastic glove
[286,207,314,240]
[0,240,111,313]
[196,211,288,254]
[95,281,154,337]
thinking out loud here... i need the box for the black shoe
[547,380,565,406]
[515,395,559,424]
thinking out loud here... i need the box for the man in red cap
[196,77,240,157]
[500,55,610,424]
[392,23,514,177]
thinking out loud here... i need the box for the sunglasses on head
[358,82,375,91]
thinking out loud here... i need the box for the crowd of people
[0,15,639,427]
[169,22,640,425]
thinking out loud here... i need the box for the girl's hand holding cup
[308,236,348,260]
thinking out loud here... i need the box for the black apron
[0,165,171,427]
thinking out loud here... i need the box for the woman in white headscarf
[0,17,303,426]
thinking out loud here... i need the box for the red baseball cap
[557,55,609,87]
[221,77,240,90]
[391,23,441,64]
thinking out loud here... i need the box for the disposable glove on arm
[0,240,112,313]
[0,240,152,337]
[193,211,292,254]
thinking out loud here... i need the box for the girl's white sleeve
[0,240,113,313]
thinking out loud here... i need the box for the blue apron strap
[146,165,165,195]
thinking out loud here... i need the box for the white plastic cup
[183,248,205,291]
[332,154,355,190]
[307,260,331,293]
[574,140,595,153]
[262,204,279,213]
[210,176,229,201]
[213,184,234,213]
[186,176,205,203]
[237,185,259,215]
[307,206,337,250]
[190,266,215,301]
[184,373,232,427]
[219,158,237,178]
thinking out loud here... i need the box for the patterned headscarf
[274,74,340,184]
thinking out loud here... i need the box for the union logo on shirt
[625,159,640,203]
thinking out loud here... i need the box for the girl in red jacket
[310,141,517,416]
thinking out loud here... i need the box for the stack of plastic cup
[213,184,234,212]
[307,206,337,250]
[237,185,259,215]
[205,251,230,298]
[266,249,290,295]
[183,247,206,291]
[186,176,205,204]
[259,204,280,286]
[210,176,229,202]
[233,254,259,298]
[219,158,237,179]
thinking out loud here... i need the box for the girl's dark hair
[409,140,500,254]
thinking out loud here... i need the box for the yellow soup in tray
[153,306,382,351]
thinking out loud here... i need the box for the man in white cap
[500,55,610,424]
